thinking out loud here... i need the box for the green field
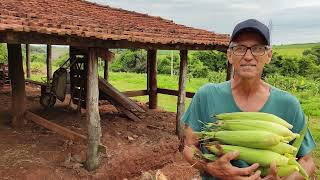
[273,43,320,57]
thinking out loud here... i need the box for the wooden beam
[25,79,47,86]
[99,78,145,113]
[157,88,194,98]
[0,31,228,51]
[86,48,102,171]
[146,51,150,94]
[122,90,148,97]
[25,44,31,78]
[7,43,26,127]
[148,49,157,109]
[176,50,188,138]
[24,111,107,154]
[25,111,87,144]
[226,61,233,80]
[46,45,52,80]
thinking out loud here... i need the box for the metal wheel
[40,92,56,109]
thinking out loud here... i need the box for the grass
[310,117,320,177]
[98,71,208,112]
[273,43,320,57]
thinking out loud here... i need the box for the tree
[110,49,147,73]
[192,50,227,72]
[158,54,179,75]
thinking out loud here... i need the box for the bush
[303,45,320,65]
[188,58,209,78]
[110,49,147,73]
[207,71,227,83]
[0,43,8,64]
[265,74,320,94]
[31,53,46,63]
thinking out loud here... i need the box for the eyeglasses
[229,45,269,56]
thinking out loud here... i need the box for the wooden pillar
[85,48,102,171]
[146,51,150,93]
[176,50,188,138]
[147,49,157,109]
[7,44,26,127]
[46,45,52,81]
[226,61,233,80]
[103,59,109,81]
[26,44,31,79]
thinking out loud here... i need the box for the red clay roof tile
[0,0,230,47]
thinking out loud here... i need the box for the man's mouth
[240,64,256,67]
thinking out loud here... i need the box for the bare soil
[0,84,198,180]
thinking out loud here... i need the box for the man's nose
[243,48,254,61]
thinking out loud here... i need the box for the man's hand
[205,151,261,180]
[261,163,281,180]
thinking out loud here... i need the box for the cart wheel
[40,93,56,108]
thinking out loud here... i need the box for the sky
[89,0,320,45]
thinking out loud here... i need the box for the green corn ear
[268,142,297,155]
[217,120,295,138]
[214,112,293,129]
[206,144,289,167]
[292,117,309,157]
[259,165,299,177]
[197,130,283,149]
[288,158,309,180]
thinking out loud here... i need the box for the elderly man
[182,19,316,180]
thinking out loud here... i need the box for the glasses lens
[251,45,266,56]
[233,46,247,55]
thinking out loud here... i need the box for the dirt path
[0,84,198,180]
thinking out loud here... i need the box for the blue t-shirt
[181,81,316,180]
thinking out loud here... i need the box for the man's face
[227,31,272,79]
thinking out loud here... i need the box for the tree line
[0,43,319,81]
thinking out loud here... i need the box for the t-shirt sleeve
[181,88,206,132]
[289,98,316,158]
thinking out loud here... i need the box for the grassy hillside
[273,43,320,57]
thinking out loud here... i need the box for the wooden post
[104,59,108,81]
[147,49,157,109]
[46,45,52,81]
[85,48,102,171]
[146,51,150,94]
[7,44,26,127]
[176,50,188,138]
[226,61,233,80]
[26,44,31,79]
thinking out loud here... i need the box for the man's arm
[182,125,261,180]
[283,154,316,180]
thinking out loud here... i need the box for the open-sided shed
[0,0,230,170]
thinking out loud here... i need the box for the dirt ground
[0,84,199,180]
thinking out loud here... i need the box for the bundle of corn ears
[194,112,309,179]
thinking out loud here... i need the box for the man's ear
[227,49,234,64]
[266,48,272,64]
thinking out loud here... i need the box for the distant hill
[272,43,320,57]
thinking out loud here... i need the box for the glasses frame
[229,44,270,56]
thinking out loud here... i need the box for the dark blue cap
[230,19,270,45]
